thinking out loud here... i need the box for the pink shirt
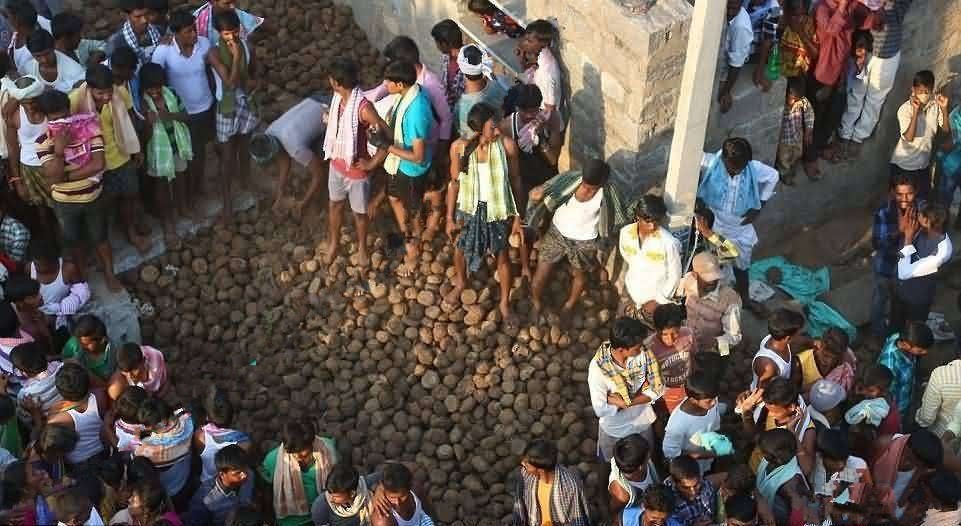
[365,65,454,142]
[125,345,167,393]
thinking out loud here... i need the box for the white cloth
[812,455,868,496]
[457,45,493,78]
[0,77,14,159]
[839,54,880,141]
[16,361,63,422]
[699,152,779,269]
[893,467,914,519]
[525,47,561,110]
[898,235,953,280]
[12,44,34,74]
[845,52,902,143]
[891,99,945,170]
[65,393,104,464]
[267,97,328,167]
[553,188,604,241]
[17,104,47,167]
[619,225,682,306]
[390,492,433,526]
[587,357,660,438]
[30,260,90,330]
[916,360,961,437]
[726,7,754,68]
[150,37,214,115]
[322,88,361,164]
[662,401,721,473]
[750,336,792,389]
[23,51,85,93]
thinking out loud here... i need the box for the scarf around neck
[144,88,193,180]
[323,87,363,164]
[121,20,161,65]
[326,474,372,521]
[457,137,516,221]
[697,151,761,217]
[383,84,422,176]
[592,341,654,406]
[273,436,336,518]
[756,456,803,505]
[70,83,141,157]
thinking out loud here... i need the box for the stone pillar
[663,0,725,228]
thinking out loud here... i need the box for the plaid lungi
[537,224,599,271]
[215,94,259,143]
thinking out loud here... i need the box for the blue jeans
[871,273,895,337]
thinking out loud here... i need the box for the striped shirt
[36,132,105,203]
[871,0,914,59]
[916,360,961,437]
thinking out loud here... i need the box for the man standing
[526,158,629,313]
[184,444,255,526]
[892,202,952,332]
[452,45,506,138]
[372,60,434,277]
[617,195,682,325]
[744,0,782,92]
[24,30,85,93]
[871,175,921,344]
[588,317,663,462]
[842,0,915,151]
[696,138,779,310]
[512,439,591,526]
[319,57,388,265]
[106,0,162,67]
[430,19,464,112]
[718,0,753,113]
[677,252,743,356]
[193,0,264,46]
[916,357,961,438]
[890,70,945,199]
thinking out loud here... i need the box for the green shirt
[260,441,337,526]
[62,337,115,381]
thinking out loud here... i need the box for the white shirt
[151,37,214,115]
[727,7,754,68]
[898,234,953,280]
[750,335,792,389]
[892,100,944,170]
[553,187,603,241]
[526,47,561,110]
[587,354,661,438]
[662,401,721,473]
[265,97,328,166]
[23,51,85,93]
[916,360,961,437]
[619,225,682,306]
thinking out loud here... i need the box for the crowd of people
[0,0,954,524]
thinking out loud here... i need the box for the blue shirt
[184,472,255,526]
[397,89,435,178]
[621,506,683,526]
[878,333,915,420]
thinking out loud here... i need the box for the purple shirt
[365,65,453,143]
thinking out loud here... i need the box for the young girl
[207,8,258,225]
[140,62,193,245]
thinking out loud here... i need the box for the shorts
[147,155,188,179]
[53,197,108,249]
[386,170,427,214]
[423,155,448,192]
[537,224,599,271]
[187,106,215,150]
[328,163,370,214]
[103,160,140,196]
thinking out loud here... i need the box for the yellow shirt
[796,349,823,392]
[69,86,133,171]
[537,479,553,526]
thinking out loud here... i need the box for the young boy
[892,202,952,332]
[890,70,946,199]
[140,62,193,244]
[50,13,106,68]
[877,321,934,422]
[751,308,805,389]
[837,31,874,160]
[776,77,816,184]
[662,372,723,474]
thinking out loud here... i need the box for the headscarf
[457,45,493,78]
[9,76,44,101]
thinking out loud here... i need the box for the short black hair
[652,303,685,331]
[581,158,610,187]
[642,484,675,514]
[861,364,893,389]
[384,36,420,65]
[510,83,543,113]
[522,438,558,470]
[890,172,917,191]
[816,428,850,462]
[37,89,70,116]
[820,327,849,355]
[145,0,169,13]
[787,76,806,99]
[326,463,360,493]
[609,317,647,350]
[137,397,174,427]
[722,465,755,496]
[225,506,268,526]
[117,343,146,372]
[634,194,668,222]
[168,9,195,32]
[115,385,148,422]
[1,461,28,508]
[328,57,359,89]
[669,455,700,481]
[524,19,557,45]
[767,308,805,340]
[281,420,315,453]
[26,29,54,54]
[928,470,961,510]
[920,202,949,231]
[759,428,798,467]
[913,70,935,89]
[9,2,37,28]
[762,377,798,407]
[383,60,417,86]
[213,8,240,32]
[86,64,113,90]
[691,351,723,377]
[430,19,463,49]
[51,12,83,40]
[852,30,873,53]
[382,462,413,492]
[694,198,715,229]
[110,45,139,69]
[10,341,47,376]
[613,434,650,473]
[73,314,107,340]
[121,0,147,12]
[685,372,719,400]
[908,429,944,469]
[901,321,934,349]
[0,301,19,338]
[37,423,78,459]
[205,387,235,428]
[55,362,90,402]
[721,137,753,167]
[725,495,757,522]
[139,62,166,90]
[3,274,40,303]
[130,480,167,517]
[29,234,60,263]
[215,444,251,472]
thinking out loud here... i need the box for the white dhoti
[712,210,757,270]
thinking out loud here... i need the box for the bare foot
[444,280,466,305]
[291,201,306,222]
[322,241,338,265]
[421,227,439,243]
[271,198,286,217]
[356,248,369,269]
[561,300,577,313]
[531,298,543,316]
[500,301,517,327]
[104,273,124,292]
